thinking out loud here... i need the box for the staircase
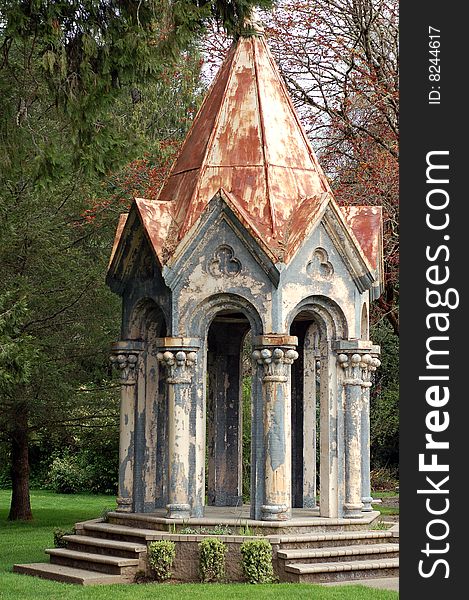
[14,518,399,586]
[275,529,399,583]
[13,521,149,585]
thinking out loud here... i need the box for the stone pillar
[157,343,199,519]
[142,343,160,512]
[360,352,381,511]
[110,340,144,513]
[338,351,363,518]
[250,362,265,520]
[252,335,298,521]
[319,340,340,518]
[334,340,380,518]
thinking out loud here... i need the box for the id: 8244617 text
[428,26,441,105]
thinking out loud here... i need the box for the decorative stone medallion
[209,245,241,277]
[306,247,334,279]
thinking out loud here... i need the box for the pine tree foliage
[1,1,271,174]
[0,0,269,519]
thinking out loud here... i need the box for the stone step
[277,530,395,549]
[108,513,167,532]
[284,558,399,583]
[278,543,399,563]
[45,548,139,577]
[63,535,147,558]
[13,563,125,586]
[81,522,163,543]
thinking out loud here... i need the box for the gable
[321,202,376,293]
[283,206,380,299]
[283,221,359,295]
[163,192,280,291]
[106,204,161,295]
[341,205,384,300]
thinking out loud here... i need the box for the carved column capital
[110,340,144,385]
[359,354,381,388]
[157,349,198,384]
[335,342,380,387]
[252,347,299,382]
[337,352,363,385]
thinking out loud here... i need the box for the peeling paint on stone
[106,24,383,524]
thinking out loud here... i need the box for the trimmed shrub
[240,539,274,583]
[198,538,227,582]
[147,540,176,581]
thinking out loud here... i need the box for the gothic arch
[286,295,349,341]
[288,295,347,518]
[126,297,168,340]
[186,292,264,339]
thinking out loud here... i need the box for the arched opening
[206,310,251,507]
[186,293,264,517]
[361,303,369,340]
[290,312,321,509]
[288,296,347,518]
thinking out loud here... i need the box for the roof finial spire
[240,7,265,37]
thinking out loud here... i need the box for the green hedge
[148,540,176,581]
[240,539,274,583]
[198,538,227,582]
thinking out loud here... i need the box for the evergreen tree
[0,0,270,520]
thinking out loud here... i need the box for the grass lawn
[372,491,399,518]
[0,490,398,600]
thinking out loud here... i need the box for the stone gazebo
[106,25,383,523]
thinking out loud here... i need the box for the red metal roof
[134,198,175,266]
[109,213,128,267]
[158,33,333,260]
[109,31,383,280]
[341,206,383,273]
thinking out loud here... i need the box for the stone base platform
[108,506,381,535]
[13,509,398,586]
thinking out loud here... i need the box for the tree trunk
[8,406,32,521]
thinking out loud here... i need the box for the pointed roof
[108,28,383,292]
[157,31,333,259]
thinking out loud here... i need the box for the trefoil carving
[209,245,241,277]
[307,247,334,279]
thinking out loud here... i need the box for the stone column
[360,352,381,511]
[335,340,380,518]
[157,344,198,519]
[252,335,298,521]
[319,340,340,518]
[110,340,144,513]
[338,351,364,518]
